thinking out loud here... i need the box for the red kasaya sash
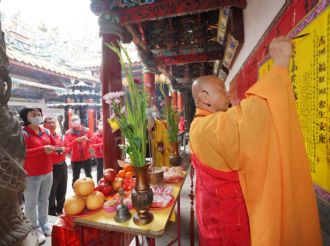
[191,154,250,246]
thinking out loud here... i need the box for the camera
[55,148,64,154]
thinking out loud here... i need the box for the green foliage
[159,83,179,143]
[104,42,147,166]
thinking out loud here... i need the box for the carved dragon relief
[0,17,32,246]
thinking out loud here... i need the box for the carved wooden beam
[158,66,175,82]
[124,24,148,50]
[151,42,223,57]
[116,0,247,24]
[156,51,223,66]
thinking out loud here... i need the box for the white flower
[120,106,126,114]
[114,98,121,105]
[117,91,126,97]
[104,99,112,105]
[103,91,125,101]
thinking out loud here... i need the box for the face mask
[29,116,43,126]
[72,120,81,128]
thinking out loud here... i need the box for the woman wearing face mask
[43,117,69,216]
[19,108,57,245]
[64,115,93,186]
[90,120,104,183]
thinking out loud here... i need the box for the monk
[148,117,171,167]
[189,37,322,246]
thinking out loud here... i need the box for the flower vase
[169,142,182,166]
[131,165,153,225]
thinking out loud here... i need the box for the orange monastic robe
[190,66,322,245]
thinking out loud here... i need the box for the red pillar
[177,91,183,113]
[87,99,94,134]
[172,90,178,110]
[100,31,122,170]
[143,69,156,105]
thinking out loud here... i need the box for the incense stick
[263,33,310,50]
[292,33,310,40]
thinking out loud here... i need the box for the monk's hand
[157,142,165,154]
[269,36,293,68]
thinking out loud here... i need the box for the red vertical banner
[177,91,183,112]
[172,90,178,110]
[87,99,94,134]
[67,98,72,129]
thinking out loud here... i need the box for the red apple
[98,181,113,196]
[103,168,117,183]
[98,178,106,186]
[112,177,124,192]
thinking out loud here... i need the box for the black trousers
[71,159,92,186]
[49,161,68,216]
[95,158,104,183]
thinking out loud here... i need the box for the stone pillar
[143,68,156,105]
[67,98,72,129]
[0,17,32,245]
[64,106,69,131]
[99,11,123,170]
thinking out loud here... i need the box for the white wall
[225,0,286,88]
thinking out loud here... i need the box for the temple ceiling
[92,0,246,90]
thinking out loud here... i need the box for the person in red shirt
[64,115,93,185]
[20,108,58,244]
[178,114,185,134]
[43,117,68,216]
[90,120,104,183]
[178,113,186,149]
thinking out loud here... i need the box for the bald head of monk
[192,75,231,113]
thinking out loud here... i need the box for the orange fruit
[125,171,134,179]
[116,170,126,179]
[123,164,134,173]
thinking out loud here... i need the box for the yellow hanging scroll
[258,6,330,192]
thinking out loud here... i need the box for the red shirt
[23,126,57,176]
[178,116,185,134]
[91,131,104,159]
[64,127,92,162]
[50,133,69,165]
